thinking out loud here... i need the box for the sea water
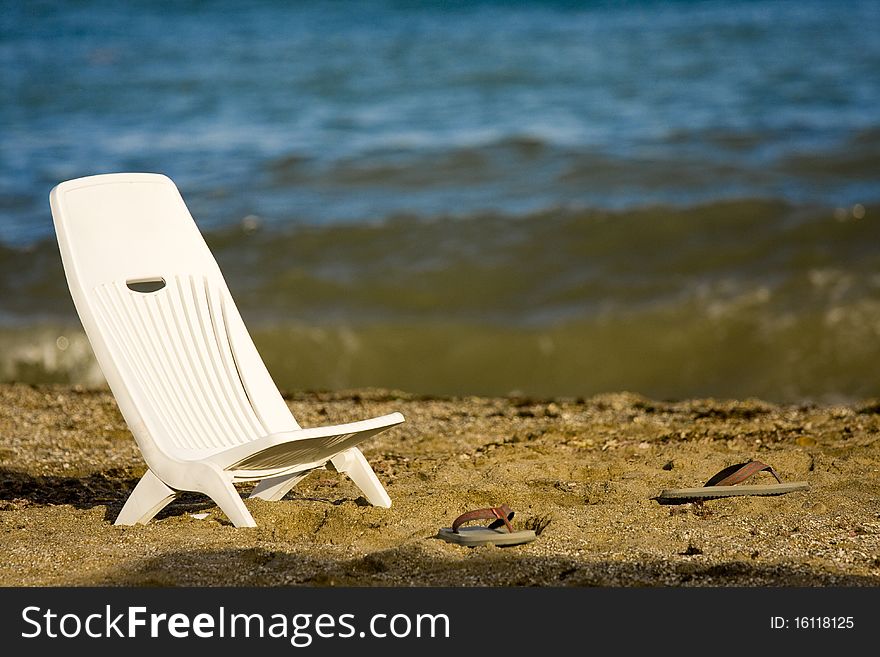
[1,0,879,401]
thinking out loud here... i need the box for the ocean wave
[2,199,877,323]
[2,133,878,246]
[5,299,880,403]
[2,199,879,400]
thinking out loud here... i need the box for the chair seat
[203,412,405,478]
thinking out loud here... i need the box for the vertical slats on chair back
[92,275,266,451]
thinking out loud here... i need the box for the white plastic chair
[50,173,404,527]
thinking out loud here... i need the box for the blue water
[2,0,879,244]
[3,1,880,400]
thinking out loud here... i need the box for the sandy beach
[0,383,877,587]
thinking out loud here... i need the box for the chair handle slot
[126,277,166,293]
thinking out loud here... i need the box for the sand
[0,383,878,586]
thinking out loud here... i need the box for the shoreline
[1,383,878,586]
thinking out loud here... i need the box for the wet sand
[0,383,878,586]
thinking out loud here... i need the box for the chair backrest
[50,173,297,463]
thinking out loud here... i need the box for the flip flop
[656,460,809,504]
[437,504,537,547]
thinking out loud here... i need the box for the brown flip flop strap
[452,504,515,534]
[704,460,783,487]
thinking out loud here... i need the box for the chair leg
[115,469,178,526]
[330,447,392,508]
[248,470,312,501]
[199,471,257,528]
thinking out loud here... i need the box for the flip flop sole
[437,526,537,547]
[657,481,809,503]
